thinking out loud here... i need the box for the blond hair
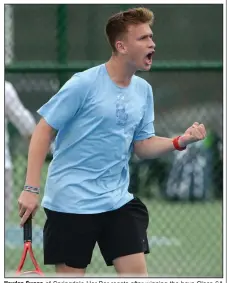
[105,7,154,52]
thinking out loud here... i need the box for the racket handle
[24,215,32,242]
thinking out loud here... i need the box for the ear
[115,40,127,54]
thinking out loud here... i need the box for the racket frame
[16,216,44,276]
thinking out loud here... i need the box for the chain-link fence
[4,4,223,277]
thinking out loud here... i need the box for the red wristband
[172,136,186,151]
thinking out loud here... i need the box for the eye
[139,35,153,40]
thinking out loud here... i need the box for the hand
[18,190,39,227]
[179,122,207,147]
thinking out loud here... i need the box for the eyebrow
[138,33,153,40]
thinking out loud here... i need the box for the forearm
[25,119,55,187]
[134,136,184,159]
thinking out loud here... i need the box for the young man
[5,81,36,219]
[18,8,206,276]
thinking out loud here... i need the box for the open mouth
[145,50,155,65]
[146,51,155,60]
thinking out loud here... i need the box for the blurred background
[4,4,223,277]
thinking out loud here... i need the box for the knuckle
[20,204,26,210]
[27,205,34,211]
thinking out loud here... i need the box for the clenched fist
[179,122,207,147]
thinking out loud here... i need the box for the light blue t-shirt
[38,64,155,214]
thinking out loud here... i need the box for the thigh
[55,264,86,276]
[98,197,150,267]
[113,253,148,276]
[43,208,101,269]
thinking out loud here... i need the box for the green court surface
[5,154,223,277]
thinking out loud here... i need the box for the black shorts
[43,197,150,269]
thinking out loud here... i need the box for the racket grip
[24,215,32,242]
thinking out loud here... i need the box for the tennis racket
[16,215,44,276]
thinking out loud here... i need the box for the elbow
[134,152,146,160]
[133,137,158,160]
[133,140,148,160]
[134,150,149,160]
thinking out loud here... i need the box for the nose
[149,38,156,50]
[148,36,155,49]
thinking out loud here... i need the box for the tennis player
[5,81,36,219]
[18,7,206,276]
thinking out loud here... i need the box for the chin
[138,64,152,71]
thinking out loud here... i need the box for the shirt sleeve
[5,81,36,137]
[37,74,88,130]
[133,84,155,141]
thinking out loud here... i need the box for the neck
[105,54,136,87]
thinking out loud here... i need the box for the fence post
[57,4,67,87]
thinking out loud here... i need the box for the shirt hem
[41,195,134,214]
[133,133,155,141]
